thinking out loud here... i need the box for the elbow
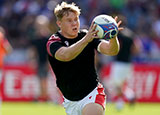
[56,55,72,62]
[55,53,74,62]
[63,55,73,62]
[112,45,120,56]
[110,48,120,56]
[55,49,73,62]
[111,50,119,56]
[101,48,119,56]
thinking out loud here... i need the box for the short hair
[54,2,81,20]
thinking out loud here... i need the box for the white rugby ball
[93,14,118,39]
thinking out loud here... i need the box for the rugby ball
[93,14,118,39]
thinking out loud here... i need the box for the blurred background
[0,0,160,115]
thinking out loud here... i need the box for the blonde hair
[54,2,81,20]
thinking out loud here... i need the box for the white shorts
[63,83,106,115]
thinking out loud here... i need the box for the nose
[72,20,77,25]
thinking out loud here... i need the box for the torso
[47,31,101,101]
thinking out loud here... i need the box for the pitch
[1,102,160,115]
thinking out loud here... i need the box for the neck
[59,31,78,39]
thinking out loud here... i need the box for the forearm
[108,37,120,55]
[55,21,99,61]
[55,37,89,61]
[99,37,120,56]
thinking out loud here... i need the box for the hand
[114,16,124,31]
[85,22,99,43]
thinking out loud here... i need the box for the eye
[74,18,78,21]
[67,19,72,22]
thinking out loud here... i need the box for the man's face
[57,12,80,38]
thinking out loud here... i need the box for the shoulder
[46,33,62,49]
[46,33,63,57]
[48,33,61,42]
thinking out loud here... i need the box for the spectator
[0,26,12,104]
[28,15,51,101]
[0,26,12,80]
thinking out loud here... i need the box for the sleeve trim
[46,35,61,57]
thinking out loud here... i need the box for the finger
[114,16,118,22]
[118,27,124,31]
[92,24,97,32]
[117,20,122,27]
[89,21,95,30]
[93,30,99,34]
[91,30,98,37]
[94,34,99,38]
[92,30,99,38]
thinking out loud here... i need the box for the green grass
[1,102,160,115]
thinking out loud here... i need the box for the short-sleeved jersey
[46,30,101,101]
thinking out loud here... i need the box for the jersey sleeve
[46,35,63,57]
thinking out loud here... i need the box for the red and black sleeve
[46,35,63,57]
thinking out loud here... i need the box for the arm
[98,16,123,56]
[55,37,89,61]
[55,23,99,62]
[97,36,120,56]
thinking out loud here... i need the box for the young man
[46,2,123,115]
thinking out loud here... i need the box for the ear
[56,20,61,28]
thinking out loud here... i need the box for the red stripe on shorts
[95,84,106,109]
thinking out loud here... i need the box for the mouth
[73,27,78,31]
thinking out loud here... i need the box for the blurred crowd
[0,0,160,65]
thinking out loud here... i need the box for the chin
[71,35,78,38]
[70,32,78,38]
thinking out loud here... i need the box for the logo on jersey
[89,96,92,99]
[64,41,69,46]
